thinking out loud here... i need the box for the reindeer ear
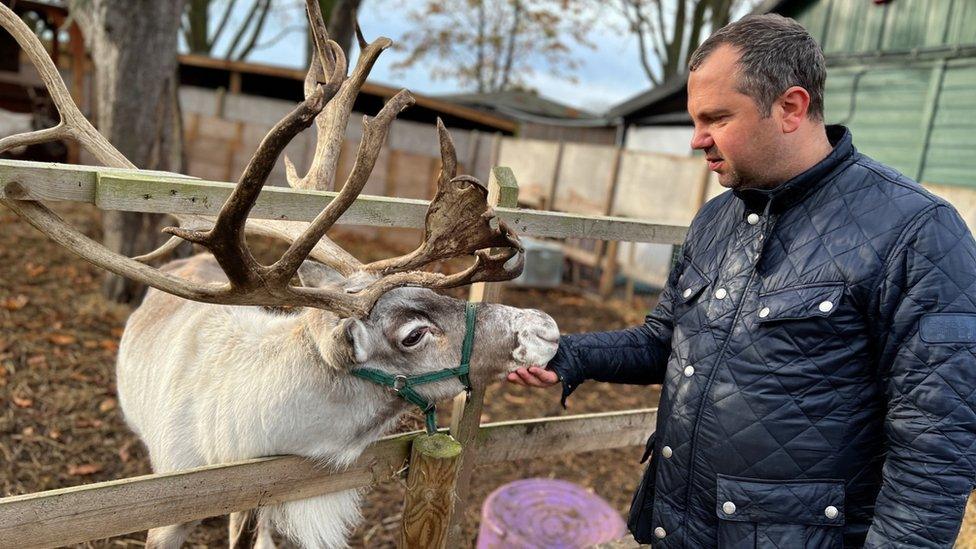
[341,318,371,364]
[297,260,346,288]
[314,316,372,370]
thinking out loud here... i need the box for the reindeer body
[118,255,559,548]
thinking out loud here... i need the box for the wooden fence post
[399,433,463,549]
[444,166,520,546]
[598,146,625,296]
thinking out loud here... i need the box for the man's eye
[402,327,428,347]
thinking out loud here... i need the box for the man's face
[687,44,785,190]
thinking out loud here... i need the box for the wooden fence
[0,158,683,547]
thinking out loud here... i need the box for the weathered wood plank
[475,408,656,464]
[499,208,687,245]
[0,410,656,547]
[0,162,96,203]
[0,159,689,245]
[0,435,413,549]
[0,160,193,203]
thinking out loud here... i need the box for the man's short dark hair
[689,14,825,121]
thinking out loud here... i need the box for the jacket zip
[678,208,775,543]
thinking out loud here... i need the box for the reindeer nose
[512,310,560,365]
[532,313,559,343]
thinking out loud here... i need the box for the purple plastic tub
[476,478,627,548]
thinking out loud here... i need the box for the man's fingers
[528,366,559,384]
[506,371,526,386]
[506,367,559,388]
[516,368,549,388]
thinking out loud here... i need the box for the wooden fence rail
[0,409,656,548]
[0,159,688,245]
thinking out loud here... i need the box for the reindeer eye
[402,327,428,347]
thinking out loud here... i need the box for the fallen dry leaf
[110,327,125,338]
[13,395,33,408]
[21,426,35,436]
[99,398,117,413]
[67,463,102,476]
[2,295,29,310]
[74,418,104,429]
[48,334,77,346]
[26,355,46,367]
[25,262,46,277]
[68,372,93,383]
[98,339,119,352]
[119,439,135,463]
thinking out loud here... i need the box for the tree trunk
[306,0,362,64]
[327,0,362,57]
[70,0,186,303]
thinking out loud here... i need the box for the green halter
[351,302,477,435]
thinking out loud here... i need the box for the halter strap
[352,301,478,434]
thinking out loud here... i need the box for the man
[508,14,976,548]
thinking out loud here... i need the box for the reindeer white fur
[117,255,559,548]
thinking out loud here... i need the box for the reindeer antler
[0,1,524,317]
[363,120,522,275]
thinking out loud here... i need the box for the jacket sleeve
[864,205,976,548]
[547,253,684,407]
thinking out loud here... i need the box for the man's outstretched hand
[506,366,559,388]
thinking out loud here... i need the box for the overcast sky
[196,1,754,114]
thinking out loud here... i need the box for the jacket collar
[733,125,854,214]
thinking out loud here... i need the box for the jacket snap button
[819,300,834,313]
[825,505,838,519]
[654,527,667,539]
[747,213,760,225]
[662,445,673,458]
[715,288,728,299]
[758,306,770,318]
[683,288,693,298]
[722,501,736,515]
[683,365,695,377]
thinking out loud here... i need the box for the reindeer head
[298,259,558,401]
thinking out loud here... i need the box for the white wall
[624,126,695,157]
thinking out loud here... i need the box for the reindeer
[0,3,559,548]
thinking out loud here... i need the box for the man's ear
[778,85,811,133]
[297,260,346,288]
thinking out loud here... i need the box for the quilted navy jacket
[550,126,976,548]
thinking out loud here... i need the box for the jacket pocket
[628,432,658,543]
[676,262,710,305]
[756,282,845,324]
[715,474,845,549]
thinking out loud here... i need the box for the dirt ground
[2,202,975,548]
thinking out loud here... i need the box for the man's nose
[690,128,713,151]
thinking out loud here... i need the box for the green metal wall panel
[791,0,971,53]
[947,0,976,45]
[921,59,976,187]
[786,0,976,188]
[824,65,932,180]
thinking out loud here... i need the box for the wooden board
[0,409,657,548]
[0,160,689,245]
